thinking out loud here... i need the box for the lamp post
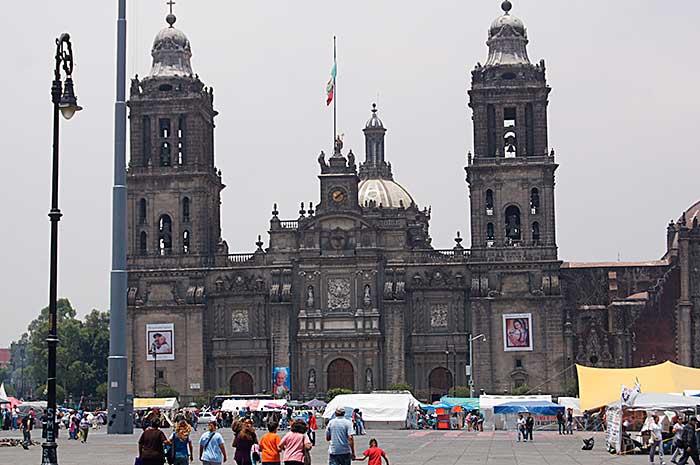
[468,333,486,398]
[150,342,158,398]
[43,32,83,465]
[18,342,26,400]
[444,341,450,396]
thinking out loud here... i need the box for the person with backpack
[138,418,172,465]
[199,420,227,465]
[169,420,193,465]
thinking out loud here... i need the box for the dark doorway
[428,367,453,402]
[230,371,254,395]
[327,358,354,391]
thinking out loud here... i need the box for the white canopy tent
[133,397,180,410]
[479,395,552,430]
[323,393,419,429]
[607,392,700,410]
[557,397,582,416]
[221,398,287,412]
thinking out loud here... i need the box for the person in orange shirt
[259,421,281,465]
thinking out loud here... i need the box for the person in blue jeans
[200,420,227,465]
[326,407,355,465]
[171,420,193,465]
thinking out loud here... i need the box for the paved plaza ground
[0,428,653,465]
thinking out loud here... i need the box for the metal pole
[20,345,25,400]
[469,335,474,398]
[107,0,132,434]
[42,34,66,465]
[153,344,157,398]
[444,341,449,396]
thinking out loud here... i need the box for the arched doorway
[230,371,254,395]
[428,367,453,402]
[327,358,354,391]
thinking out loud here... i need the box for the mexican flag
[326,60,336,106]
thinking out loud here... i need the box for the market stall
[322,392,420,429]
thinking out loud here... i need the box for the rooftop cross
[165,0,177,27]
[167,0,176,15]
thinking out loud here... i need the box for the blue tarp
[493,400,564,416]
[440,397,480,410]
[421,402,452,411]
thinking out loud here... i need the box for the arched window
[142,116,151,166]
[532,222,540,244]
[138,198,147,224]
[486,222,495,247]
[160,142,171,166]
[183,230,191,254]
[505,205,521,242]
[530,188,540,214]
[503,107,517,157]
[139,231,148,255]
[182,197,190,222]
[177,115,186,165]
[485,189,494,215]
[158,214,172,255]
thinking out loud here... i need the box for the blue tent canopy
[440,397,480,410]
[493,400,564,416]
[421,402,452,411]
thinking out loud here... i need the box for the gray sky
[1,0,698,347]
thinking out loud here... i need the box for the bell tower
[127,11,223,260]
[466,0,557,260]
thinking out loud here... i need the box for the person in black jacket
[525,414,534,442]
[678,417,700,465]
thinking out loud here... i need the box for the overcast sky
[1,0,698,346]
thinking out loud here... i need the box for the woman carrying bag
[278,419,312,465]
[138,419,171,465]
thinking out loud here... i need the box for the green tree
[387,383,415,395]
[326,388,352,402]
[8,299,110,403]
[448,386,472,398]
[156,385,180,398]
[512,384,531,396]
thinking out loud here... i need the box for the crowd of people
[134,405,390,465]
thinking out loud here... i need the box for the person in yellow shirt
[259,421,281,465]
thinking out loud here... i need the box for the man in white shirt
[516,414,527,442]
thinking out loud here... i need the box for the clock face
[330,188,347,204]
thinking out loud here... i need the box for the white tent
[323,393,419,429]
[221,398,287,412]
[557,397,581,416]
[478,395,552,430]
[607,392,700,410]
[133,397,180,410]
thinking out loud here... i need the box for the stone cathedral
[125,2,700,401]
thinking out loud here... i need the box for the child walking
[258,421,281,465]
[356,438,389,465]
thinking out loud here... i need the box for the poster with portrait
[503,313,533,352]
[272,367,290,399]
[146,323,175,361]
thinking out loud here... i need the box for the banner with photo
[503,313,533,352]
[272,367,291,399]
[146,323,175,361]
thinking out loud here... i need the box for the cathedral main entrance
[230,371,254,395]
[428,367,452,402]
[327,358,354,391]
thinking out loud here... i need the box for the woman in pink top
[278,419,312,465]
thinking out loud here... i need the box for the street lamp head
[59,77,82,120]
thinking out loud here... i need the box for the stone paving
[0,428,651,465]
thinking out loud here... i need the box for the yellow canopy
[133,397,179,410]
[577,361,700,412]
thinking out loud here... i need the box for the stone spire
[484,0,530,68]
[147,8,194,79]
[359,103,392,180]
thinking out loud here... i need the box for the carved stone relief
[328,278,351,310]
[430,303,448,328]
[232,310,249,333]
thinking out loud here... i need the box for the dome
[489,13,526,38]
[483,0,530,68]
[679,200,700,225]
[365,103,384,129]
[358,178,415,209]
[147,15,193,78]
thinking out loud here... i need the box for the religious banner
[503,313,533,351]
[146,323,175,361]
[272,367,291,399]
[605,406,622,454]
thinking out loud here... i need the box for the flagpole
[333,35,337,148]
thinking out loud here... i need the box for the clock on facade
[330,187,347,204]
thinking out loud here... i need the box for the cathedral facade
[125,2,700,401]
